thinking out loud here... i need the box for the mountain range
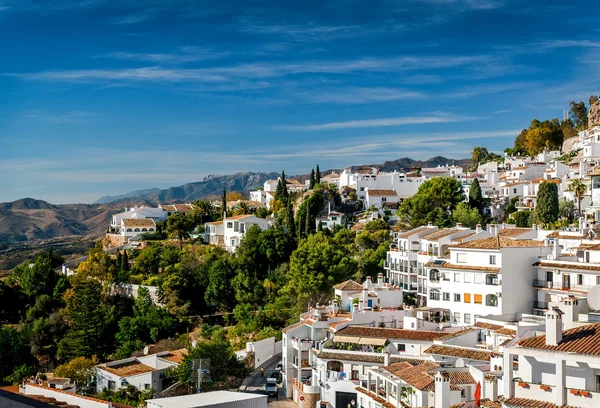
[0,156,470,248]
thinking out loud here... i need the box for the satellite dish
[547,254,554,260]
[143,346,149,355]
[588,285,600,311]
[455,358,465,368]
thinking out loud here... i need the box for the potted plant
[570,389,580,395]
[580,391,590,397]
[518,382,528,388]
[540,385,551,391]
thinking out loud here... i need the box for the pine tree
[315,164,321,184]
[122,250,129,271]
[116,251,122,271]
[309,169,315,189]
[468,178,485,214]
[221,187,227,217]
[285,201,296,238]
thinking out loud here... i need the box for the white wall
[24,384,109,408]
[247,337,278,369]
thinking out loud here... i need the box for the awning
[358,337,387,346]
[333,335,360,343]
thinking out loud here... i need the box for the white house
[96,349,187,394]
[365,189,399,210]
[333,275,403,313]
[222,214,270,251]
[120,218,157,238]
[111,206,166,228]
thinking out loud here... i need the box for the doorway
[336,392,357,408]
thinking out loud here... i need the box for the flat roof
[146,391,267,408]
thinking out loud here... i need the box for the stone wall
[293,379,320,408]
[590,101,600,128]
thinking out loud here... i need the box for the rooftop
[423,345,492,362]
[367,189,398,197]
[146,391,266,408]
[397,226,435,239]
[159,349,188,364]
[122,218,156,227]
[502,396,579,408]
[379,362,466,391]
[451,236,544,249]
[534,261,600,272]
[517,322,600,356]
[316,351,426,365]
[498,228,532,237]
[474,321,504,331]
[333,279,365,291]
[424,261,501,273]
[334,326,473,342]
[100,360,155,377]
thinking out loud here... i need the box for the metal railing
[533,301,548,309]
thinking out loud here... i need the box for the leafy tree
[54,356,98,392]
[534,182,559,225]
[570,100,588,130]
[134,245,162,276]
[227,191,245,202]
[166,213,195,249]
[58,280,112,360]
[233,201,250,215]
[471,147,500,169]
[0,280,26,323]
[12,252,60,298]
[559,200,575,222]
[285,201,296,237]
[205,259,236,311]
[452,203,483,228]
[561,119,577,140]
[514,119,564,156]
[122,250,130,272]
[468,178,485,214]
[0,326,31,384]
[316,164,321,184]
[255,207,268,219]
[590,95,599,106]
[98,385,153,407]
[398,177,464,228]
[74,248,117,291]
[505,196,519,216]
[309,169,316,189]
[513,211,532,228]
[191,200,216,225]
[287,231,357,308]
[569,178,587,216]
[5,364,35,385]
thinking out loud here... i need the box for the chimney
[486,376,498,401]
[552,238,561,261]
[531,223,536,230]
[560,297,579,330]
[383,350,391,366]
[434,372,450,408]
[331,299,338,317]
[545,308,563,346]
[428,222,433,227]
[377,273,383,288]
[579,216,586,232]
[366,276,373,290]
[476,224,482,234]
[487,223,498,236]
[362,288,369,309]
[456,223,463,228]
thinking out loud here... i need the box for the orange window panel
[464,293,471,303]
[474,294,483,304]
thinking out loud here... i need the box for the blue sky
[2,0,600,203]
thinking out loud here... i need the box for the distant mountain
[93,188,161,204]
[104,171,280,205]
[360,156,472,173]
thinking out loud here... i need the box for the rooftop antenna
[563,110,568,122]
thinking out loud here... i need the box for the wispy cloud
[100,46,230,64]
[21,110,93,123]
[274,113,477,131]
[493,109,512,114]
[418,0,507,10]
[306,87,423,104]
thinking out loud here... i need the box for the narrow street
[239,354,296,408]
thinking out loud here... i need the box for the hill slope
[93,188,161,204]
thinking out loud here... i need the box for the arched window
[141,228,148,232]
[486,294,498,307]
[429,288,440,301]
[126,228,132,232]
[327,361,343,372]
[134,228,140,232]
[429,269,440,281]
[149,228,155,232]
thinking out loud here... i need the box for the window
[382,197,387,202]
[121,381,128,387]
[464,293,471,303]
[227,222,233,228]
[474,274,483,284]
[398,344,406,352]
[454,293,461,302]
[596,375,600,393]
[464,313,472,324]
[474,294,483,304]
[443,292,450,301]
[234,222,239,232]
[578,274,583,285]
[144,384,151,390]
[108,380,115,391]
[457,253,467,263]
[489,255,496,265]
[332,217,337,221]
[547,271,554,283]
[597,276,600,285]
[429,289,440,301]
[486,294,499,307]
[486,274,499,285]
[513,188,517,194]
[454,273,462,282]
[454,312,461,323]
[464,273,472,283]
[360,187,365,191]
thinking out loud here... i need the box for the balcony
[533,301,548,309]
[292,338,314,351]
[533,280,553,288]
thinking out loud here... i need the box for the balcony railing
[533,280,553,288]
[533,301,548,309]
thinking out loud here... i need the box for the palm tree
[569,179,587,217]
[234,201,250,215]
[192,200,214,224]
[166,213,194,249]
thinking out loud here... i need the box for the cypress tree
[122,250,129,271]
[221,187,227,217]
[281,170,289,198]
[468,178,485,214]
[305,208,311,236]
[316,164,321,184]
[275,179,283,200]
[534,182,559,225]
[286,201,296,238]
[309,169,315,189]
[116,251,123,271]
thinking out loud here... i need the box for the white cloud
[306,87,422,103]
[274,113,477,131]
[100,47,230,64]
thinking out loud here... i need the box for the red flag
[474,382,482,407]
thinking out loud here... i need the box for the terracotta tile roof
[517,322,600,356]
[161,205,177,211]
[367,190,398,197]
[474,322,504,331]
[442,371,477,385]
[224,214,255,220]
[452,232,476,243]
[206,221,224,226]
[424,345,492,362]
[381,362,464,391]
[282,321,305,333]
[397,226,433,239]
[545,231,584,239]
[451,400,501,408]
[159,348,188,364]
[535,261,600,272]
[499,228,532,237]
[333,279,365,291]
[451,236,543,249]
[335,326,447,342]
[25,383,131,407]
[315,352,426,365]
[421,228,461,241]
[100,360,155,377]
[173,204,193,212]
[502,396,579,408]
[531,178,561,185]
[495,328,517,336]
[122,218,156,228]
[424,260,501,272]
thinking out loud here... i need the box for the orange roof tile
[367,190,398,197]
[333,279,364,291]
[517,322,600,355]
[122,218,156,228]
[100,361,155,377]
[451,236,543,249]
[334,326,471,342]
[159,348,188,364]
[474,322,504,331]
[424,345,492,362]
[503,396,579,408]
[424,260,501,273]
[499,228,532,237]
[535,261,600,272]
[397,226,433,239]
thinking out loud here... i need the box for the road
[239,354,295,408]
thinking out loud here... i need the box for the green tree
[309,169,316,189]
[468,178,485,214]
[221,187,227,218]
[122,250,130,272]
[205,260,236,311]
[569,179,587,216]
[513,211,532,228]
[285,201,296,238]
[255,207,269,219]
[505,196,519,216]
[134,245,162,276]
[316,164,321,184]
[559,200,575,222]
[570,100,588,130]
[452,203,483,228]
[192,200,215,225]
[54,356,99,392]
[0,326,31,384]
[57,280,112,360]
[12,252,60,298]
[398,177,464,228]
[534,182,559,225]
[166,213,195,249]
